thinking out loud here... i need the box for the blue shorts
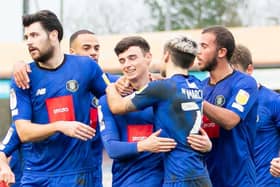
[163,176,212,187]
[20,170,102,187]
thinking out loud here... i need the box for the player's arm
[13,60,31,89]
[187,128,212,152]
[98,96,139,159]
[270,157,280,177]
[106,83,136,114]
[0,152,15,185]
[15,120,95,143]
[203,101,240,130]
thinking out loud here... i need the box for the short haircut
[202,26,235,61]
[114,36,150,56]
[230,44,253,71]
[22,10,63,42]
[69,29,95,47]
[164,35,198,69]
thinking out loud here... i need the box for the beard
[33,46,54,63]
[200,57,218,72]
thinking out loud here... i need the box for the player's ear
[246,64,254,75]
[163,51,170,63]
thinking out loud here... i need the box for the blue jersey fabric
[0,124,23,187]
[131,74,211,186]
[9,54,106,186]
[202,70,258,187]
[254,86,280,186]
[99,96,163,187]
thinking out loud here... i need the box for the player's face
[70,33,100,62]
[118,46,151,83]
[197,32,219,72]
[24,22,55,63]
[159,51,167,77]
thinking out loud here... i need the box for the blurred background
[1,0,280,186]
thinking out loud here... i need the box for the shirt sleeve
[0,123,21,157]
[131,81,163,110]
[272,94,280,130]
[10,78,32,121]
[226,76,258,120]
[89,61,107,99]
[98,96,139,160]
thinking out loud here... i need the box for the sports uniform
[255,86,280,186]
[0,124,22,187]
[10,54,106,187]
[131,74,211,187]
[202,70,258,187]
[98,95,163,187]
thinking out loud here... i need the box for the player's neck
[209,62,233,84]
[38,50,64,69]
[130,72,150,90]
[166,63,188,78]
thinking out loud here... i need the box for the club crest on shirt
[235,89,249,105]
[66,80,79,92]
[215,95,225,106]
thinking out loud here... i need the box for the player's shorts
[20,169,102,187]
[163,176,212,187]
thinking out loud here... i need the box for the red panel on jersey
[201,115,220,138]
[90,108,98,129]
[46,95,75,122]
[127,124,153,142]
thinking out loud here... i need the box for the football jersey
[0,123,23,187]
[131,74,210,185]
[99,96,163,187]
[9,54,106,176]
[202,70,258,187]
[254,86,280,186]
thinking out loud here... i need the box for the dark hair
[69,29,95,47]
[22,10,63,41]
[114,36,150,56]
[164,35,198,69]
[202,26,235,61]
[230,44,252,71]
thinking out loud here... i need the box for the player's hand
[137,129,177,153]
[270,157,280,177]
[187,128,212,153]
[0,162,15,186]
[13,61,31,89]
[115,76,134,96]
[56,121,96,141]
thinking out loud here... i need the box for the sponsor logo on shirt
[202,115,220,138]
[127,124,153,142]
[66,80,79,92]
[36,88,46,96]
[46,95,75,122]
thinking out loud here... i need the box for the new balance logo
[36,88,46,96]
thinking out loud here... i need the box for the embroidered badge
[215,95,225,106]
[235,89,249,105]
[66,80,79,92]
